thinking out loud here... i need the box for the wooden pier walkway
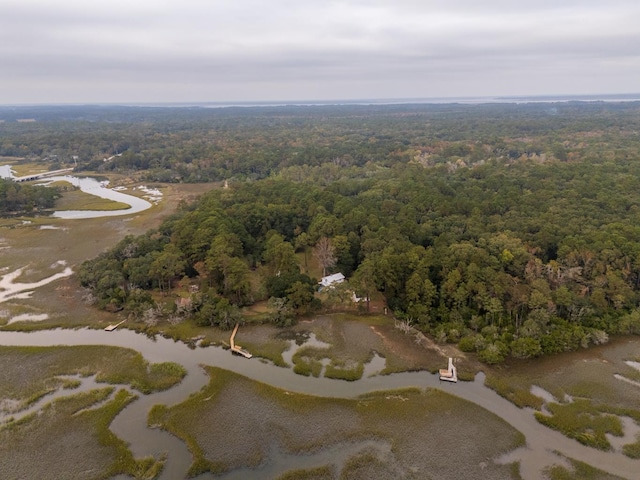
[104,319,126,332]
[229,323,252,358]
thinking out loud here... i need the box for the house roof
[319,272,345,286]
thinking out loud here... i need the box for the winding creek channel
[1,328,639,480]
[0,166,153,219]
[43,175,153,219]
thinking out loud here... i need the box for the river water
[0,166,152,219]
[0,165,15,179]
[42,175,152,219]
[0,328,638,480]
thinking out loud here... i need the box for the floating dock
[229,323,252,358]
[439,357,457,382]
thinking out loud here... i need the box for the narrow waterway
[42,175,152,219]
[0,328,638,480]
[0,166,153,219]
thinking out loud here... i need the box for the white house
[319,272,345,288]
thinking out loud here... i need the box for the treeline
[0,179,60,215]
[3,102,640,185]
[80,146,640,362]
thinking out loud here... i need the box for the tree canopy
[11,101,640,361]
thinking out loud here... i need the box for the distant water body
[129,93,640,109]
[3,94,640,109]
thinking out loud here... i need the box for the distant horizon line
[2,92,640,108]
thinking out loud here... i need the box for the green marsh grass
[534,399,623,450]
[54,187,132,211]
[484,374,545,409]
[292,347,326,377]
[276,465,334,480]
[340,451,398,479]
[324,361,364,381]
[0,345,186,401]
[544,456,626,480]
[234,338,289,367]
[62,378,82,389]
[622,434,640,459]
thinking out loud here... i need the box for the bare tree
[313,236,337,277]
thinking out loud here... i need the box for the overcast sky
[1,0,639,104]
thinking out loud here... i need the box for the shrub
[511,337,542,359]
[479,341,507,364]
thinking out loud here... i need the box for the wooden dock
[229,323,252,358]
[104,319,126,332]
[439,357,457,383]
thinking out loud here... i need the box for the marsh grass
[534,399,624,450]
[511,461,524,480]
[484,338,640,455]
[0,345,186,401]
[544,456,626,480]
[10,164,47,176]
[339,451,399,479]
[0,386,162,480]
[147,368,237,476]
[152,366,523,479]
[488,338,640,410]
[276,465,334,480]
[292,346,328,376]
[62,378,82,389]
[622,434,640,458]
[55,188,132,211]
[292,355,324,377]
[484,374,544,409]
[324,361,364,381]
[145,319,229,347]
[236,338,289,367]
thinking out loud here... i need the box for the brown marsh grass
[152,366,523,479]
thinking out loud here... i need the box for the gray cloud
[1,0,639,103]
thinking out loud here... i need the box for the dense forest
[4,101,640,362]
[0,178,60,215]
